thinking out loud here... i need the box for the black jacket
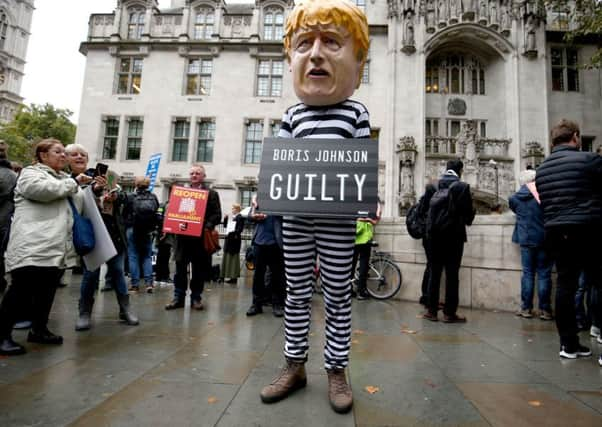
[535,145,602,229]
[433,173,475,242]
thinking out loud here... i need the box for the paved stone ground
[0,271,601,427]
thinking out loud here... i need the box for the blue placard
[145,153,162,191]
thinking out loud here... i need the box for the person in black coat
[423,159,475,323]
[535,119,602,360]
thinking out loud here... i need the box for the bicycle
[314,241,402,300]
[356,242,402,300]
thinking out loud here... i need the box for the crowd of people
[0,0,600,416]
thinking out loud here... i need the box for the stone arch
[424,23,514,60]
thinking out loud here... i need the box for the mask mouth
[308,68,329,77]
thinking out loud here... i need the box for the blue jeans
[81,251,128,302]
[126,227,153,286]
[520,246,552,311]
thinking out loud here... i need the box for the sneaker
[539,311,554,321]
[129,285,139,292]
[326,368,353,413]
[146,285,154,294]
[246,304,263,316]
[559,344,592,359]
[516,309,533,318]
[422,311,438,322]
[260,359,307,403]
[13,320,32,330]
[27,329,63,345]
[599,355,602,367]
[356,291,370,300]
[191,299,204,311]
[443,314,467,323]
[164,298,185,310]
[590,326,601,338]
[272,305,284,318]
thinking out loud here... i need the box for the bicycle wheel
[365,256,402,300]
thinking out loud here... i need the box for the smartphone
[95,162,108,177]
[84,168,96,178]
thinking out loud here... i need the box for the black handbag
[68,197,95,256]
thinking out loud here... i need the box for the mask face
[289,24,360,106]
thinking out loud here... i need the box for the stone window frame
[193,6,215,40]
[243,119,264,164]
[255,57,284,97]
[116,57,143,95]
[444,119,487,138]
[185,57,213,95]
[550,46,580,92]
[355,0,366,13]
[239,187,257,208]
[127,6,146,40]
[196,118,216,163]
[425,118,440,137]
[262,5,285,41]
[101,116,120,160]
[125,116,144,161]
[0,11,8,51]
[269,119,281,137]
[171,117,191,162]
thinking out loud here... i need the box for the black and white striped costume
[278,100,371,369]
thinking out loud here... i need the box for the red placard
[162,186,208,236]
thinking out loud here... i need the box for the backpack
[406,203,426,239]
[426,181,459,237]
[132,191,159,234]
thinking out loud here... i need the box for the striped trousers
[282,216,356,369]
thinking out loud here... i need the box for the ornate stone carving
[438,0,448,27]
[397,136,418,209]
[478,0,488,24]
[449,0,460,23]
[401,12,416,54]
[523,14,537,58]
[522,141,545,168]
[488,0,499,30]
[426,0,437,33]
[387,0,400,18]
[462,0,476,21]
[447,98,467,115]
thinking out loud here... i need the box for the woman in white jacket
[0,139,86,356]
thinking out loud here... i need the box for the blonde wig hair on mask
[283,0,370,80]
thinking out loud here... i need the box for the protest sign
[162,186,208,236]
[81,187,117,271]
[145,153,162,191]
[257,138,379,218]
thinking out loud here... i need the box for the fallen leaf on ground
[353,329,365,335]
[351,339,359,344]
[401,329,417,334]
[208,397,218,404]
[365,385,380,394]
[528,400,542,407]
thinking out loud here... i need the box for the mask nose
[309,38,324,63]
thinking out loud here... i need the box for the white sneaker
[599,355,602,367]
[590,326,601,338]
[559,344,592,359]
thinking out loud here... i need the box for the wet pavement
[0,272,601,426]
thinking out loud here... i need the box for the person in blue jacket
[509,169,553,320]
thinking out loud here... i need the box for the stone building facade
[76,0,602,218]
[0,0,34,123]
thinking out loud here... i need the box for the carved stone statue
[402,12,416,53]
[500,2,511,36]
[387,0,400,18]
[478,0,488,24]
[403,0,416,12]
[449,0,460,23]
[489,0,499,29]
[462,0,476,20]
[525,14,537,54]
[426,0,437,32]
[438,0,449,25]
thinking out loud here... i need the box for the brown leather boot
[326,368,353,413]
[260,359,307,403]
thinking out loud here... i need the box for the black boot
[116,293,139,326]
[75,298,94,331]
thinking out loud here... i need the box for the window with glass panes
[196,120,215,162]
[256,59,283,97]
[550,7,569,31]
[186,58,212,95]
[425,119,439,137]
[126,119,143,160]
[172,120,190,161]
[355,0,366,12]
[244,121,263,164]
[102,117,119,160]
[361,60,370,84]
[127,8,145,40]
[425,67,439,93]
[0,13,7,50]
[240,188,256,208]
[427,54,485,94]
[117,57,143,94]
[551,47,579,92]
[270,120,281,137]
[194,8,214,40]
[264,8,284,40]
